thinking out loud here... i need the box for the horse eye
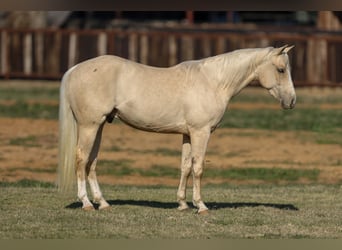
[277,68,285,73]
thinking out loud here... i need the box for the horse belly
[116,103,187,134]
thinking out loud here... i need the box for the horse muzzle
[281,96,296,110]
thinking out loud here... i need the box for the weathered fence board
[0,28,341,86]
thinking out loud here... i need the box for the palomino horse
[58,45,296,213]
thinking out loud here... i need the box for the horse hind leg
[86,123,110,210]
[76,123,107,210]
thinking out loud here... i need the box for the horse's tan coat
[58,45,296,212]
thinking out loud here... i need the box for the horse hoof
[82,205,95,211]
[177,206,190,212]
[99,204,111,210]
[198,209,209,215]
[177,201,190,211]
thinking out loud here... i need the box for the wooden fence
[1,27,342,86]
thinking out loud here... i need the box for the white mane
[189,47,273,96]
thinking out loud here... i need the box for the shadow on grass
[65,200,298,211]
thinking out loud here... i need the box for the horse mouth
[281,98,296,109]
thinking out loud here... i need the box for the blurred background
[0,11,341,86]
[0,12,341,187]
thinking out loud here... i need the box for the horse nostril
[290,98,296,109]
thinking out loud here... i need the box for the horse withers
[58,45,296,213]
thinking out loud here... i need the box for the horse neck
[201,48,270,98]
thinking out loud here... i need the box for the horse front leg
[177,134,192,211]
[190,127,210,214]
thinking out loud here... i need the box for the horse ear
[284,45,295,53]
[274,44,292,55]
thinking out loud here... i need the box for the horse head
[256,45,296,109]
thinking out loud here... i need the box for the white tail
[57,68,78,192]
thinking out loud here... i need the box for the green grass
[143,165,179,177]
[0,84,340,239]
[0,83,59,119]
[105,146,181,156]
[0,85,59,100]
[0,179,55,188]
[230,87,342,105]
[1,182,342,238]
[98,161,178,177]
[97,161,319,183]
[151,148,181,156]
[97,159,135,175]
[220,106,342,146]
[315,131,342,146]
[204,167,319,182]
[0,101,59,119]
[1,166,57,174]
[220,108,342,133]
[9,135,40,147]
[3,102,339,133]
[0,84,341,137]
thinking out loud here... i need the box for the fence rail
[1,27,342,86]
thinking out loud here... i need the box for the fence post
[328,43,337,83]
[216,37,226,55]
[97,32,107,56]
[129,33,138,62]
[46,31,61,76]
[181,35,193,61]
[35,31,44,74]
[0,30,8,77]
[306,39,328,84]
[140,33,148,65]
[23,32,33,75]
[202,37,211,58]
[168,35,177,66]
[68,32,78,68]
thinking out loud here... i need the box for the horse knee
[181,161,192,175]
[192,157,203,178]
[193,167,203,178]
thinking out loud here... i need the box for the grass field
[0,80,341,239]
[1,180,342,239]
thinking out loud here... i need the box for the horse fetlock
[192,199,200,208]
[78,193,94,210]
[177,200,190,211]
[91,195,110,210]
[193,199,208,210]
